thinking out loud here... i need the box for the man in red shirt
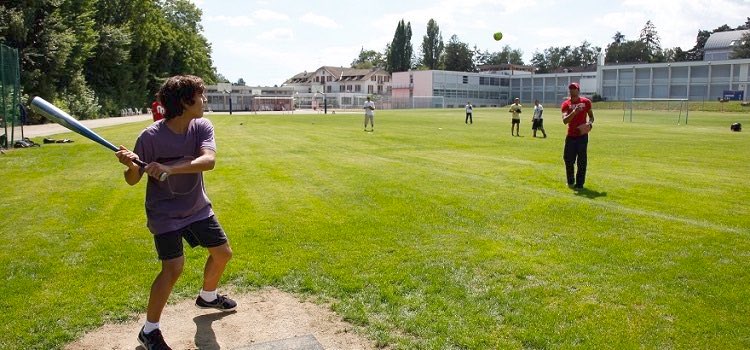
[151,100,165,122]
[561,82,594,189]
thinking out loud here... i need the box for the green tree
[1,0,218,121]
[476,45,524,66]
[732,32,750,59]
[386,19,413,72]
[351,48,386,69]
[443,35,474,72]
[639,20,664,62]
[421,19,444,70]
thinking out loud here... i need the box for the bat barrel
[30,97,119,152]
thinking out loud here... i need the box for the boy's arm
[587,109,595,124]
[144,148,216,179]
[116,146,144,186]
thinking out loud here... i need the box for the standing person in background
[465,101,473,124]
[151,100,165,122]
[509,97,522,136]
[532,99,547,138]
[561,82,594,189]
[363,96,375,132]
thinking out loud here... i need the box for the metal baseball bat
[30,97,168,181]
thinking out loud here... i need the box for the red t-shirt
[561,97,591,137]
[151,101,165,122]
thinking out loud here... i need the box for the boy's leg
[146,256,185,323]
[202,243,233,292]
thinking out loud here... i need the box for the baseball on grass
[493,32,503,41]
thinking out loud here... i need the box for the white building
[704,30,749,61]
[205,83,295,112]
[282,66,392,109]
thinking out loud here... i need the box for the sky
[192,0,750,86]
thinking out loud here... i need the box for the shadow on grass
[193,311,237,350]
[574,187,607,199]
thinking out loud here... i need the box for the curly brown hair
[156,75,205,120]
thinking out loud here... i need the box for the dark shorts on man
[153,215,228,260]
[532,119,543,130]
[512,119,520,125]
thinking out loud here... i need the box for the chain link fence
[1,44,21,148]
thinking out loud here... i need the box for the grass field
[1,108,749,349]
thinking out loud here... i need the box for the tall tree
[386,19,413,72]
[639,20,663,62]
[0,0,217,121]
[443,35,474,72]
[421,19,444,70]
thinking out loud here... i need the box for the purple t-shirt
[134,118,216,234]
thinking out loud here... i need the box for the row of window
[313,75,391,83]
[434,88,502,99]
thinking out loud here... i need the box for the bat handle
[132,158,168,182]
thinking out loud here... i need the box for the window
[368,85,374,94]
[340,86,345,92]
[463,76,468,84]
[347,85,353,91]
[326,86,332,93]
[327,76,332,82]
[355,85,361,92]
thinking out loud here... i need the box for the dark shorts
[512,119,520,125]
[532,119,544,130]
[153,215,228,260]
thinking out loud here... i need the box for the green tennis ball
[493,32,503,41]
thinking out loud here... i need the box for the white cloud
[253,9,290,22]
[205,15,255,27]
[257,28,294,41]
[300,13,340,28]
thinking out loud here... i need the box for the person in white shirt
[508,97,522,136]
[465,101,473,124]
[532,99,547,138]
[363,96,375,132]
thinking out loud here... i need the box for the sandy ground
[65,288,377,350]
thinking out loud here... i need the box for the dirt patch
[65,288,377,350]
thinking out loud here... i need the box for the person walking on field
[509,97,522,136]
[363,96,375,132]
[465,101,473,124]
[561,82,594,189]
[532,99,547,138]
[115,75,236,350]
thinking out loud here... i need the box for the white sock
[143,321,159,334]
[200,289,217,302]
